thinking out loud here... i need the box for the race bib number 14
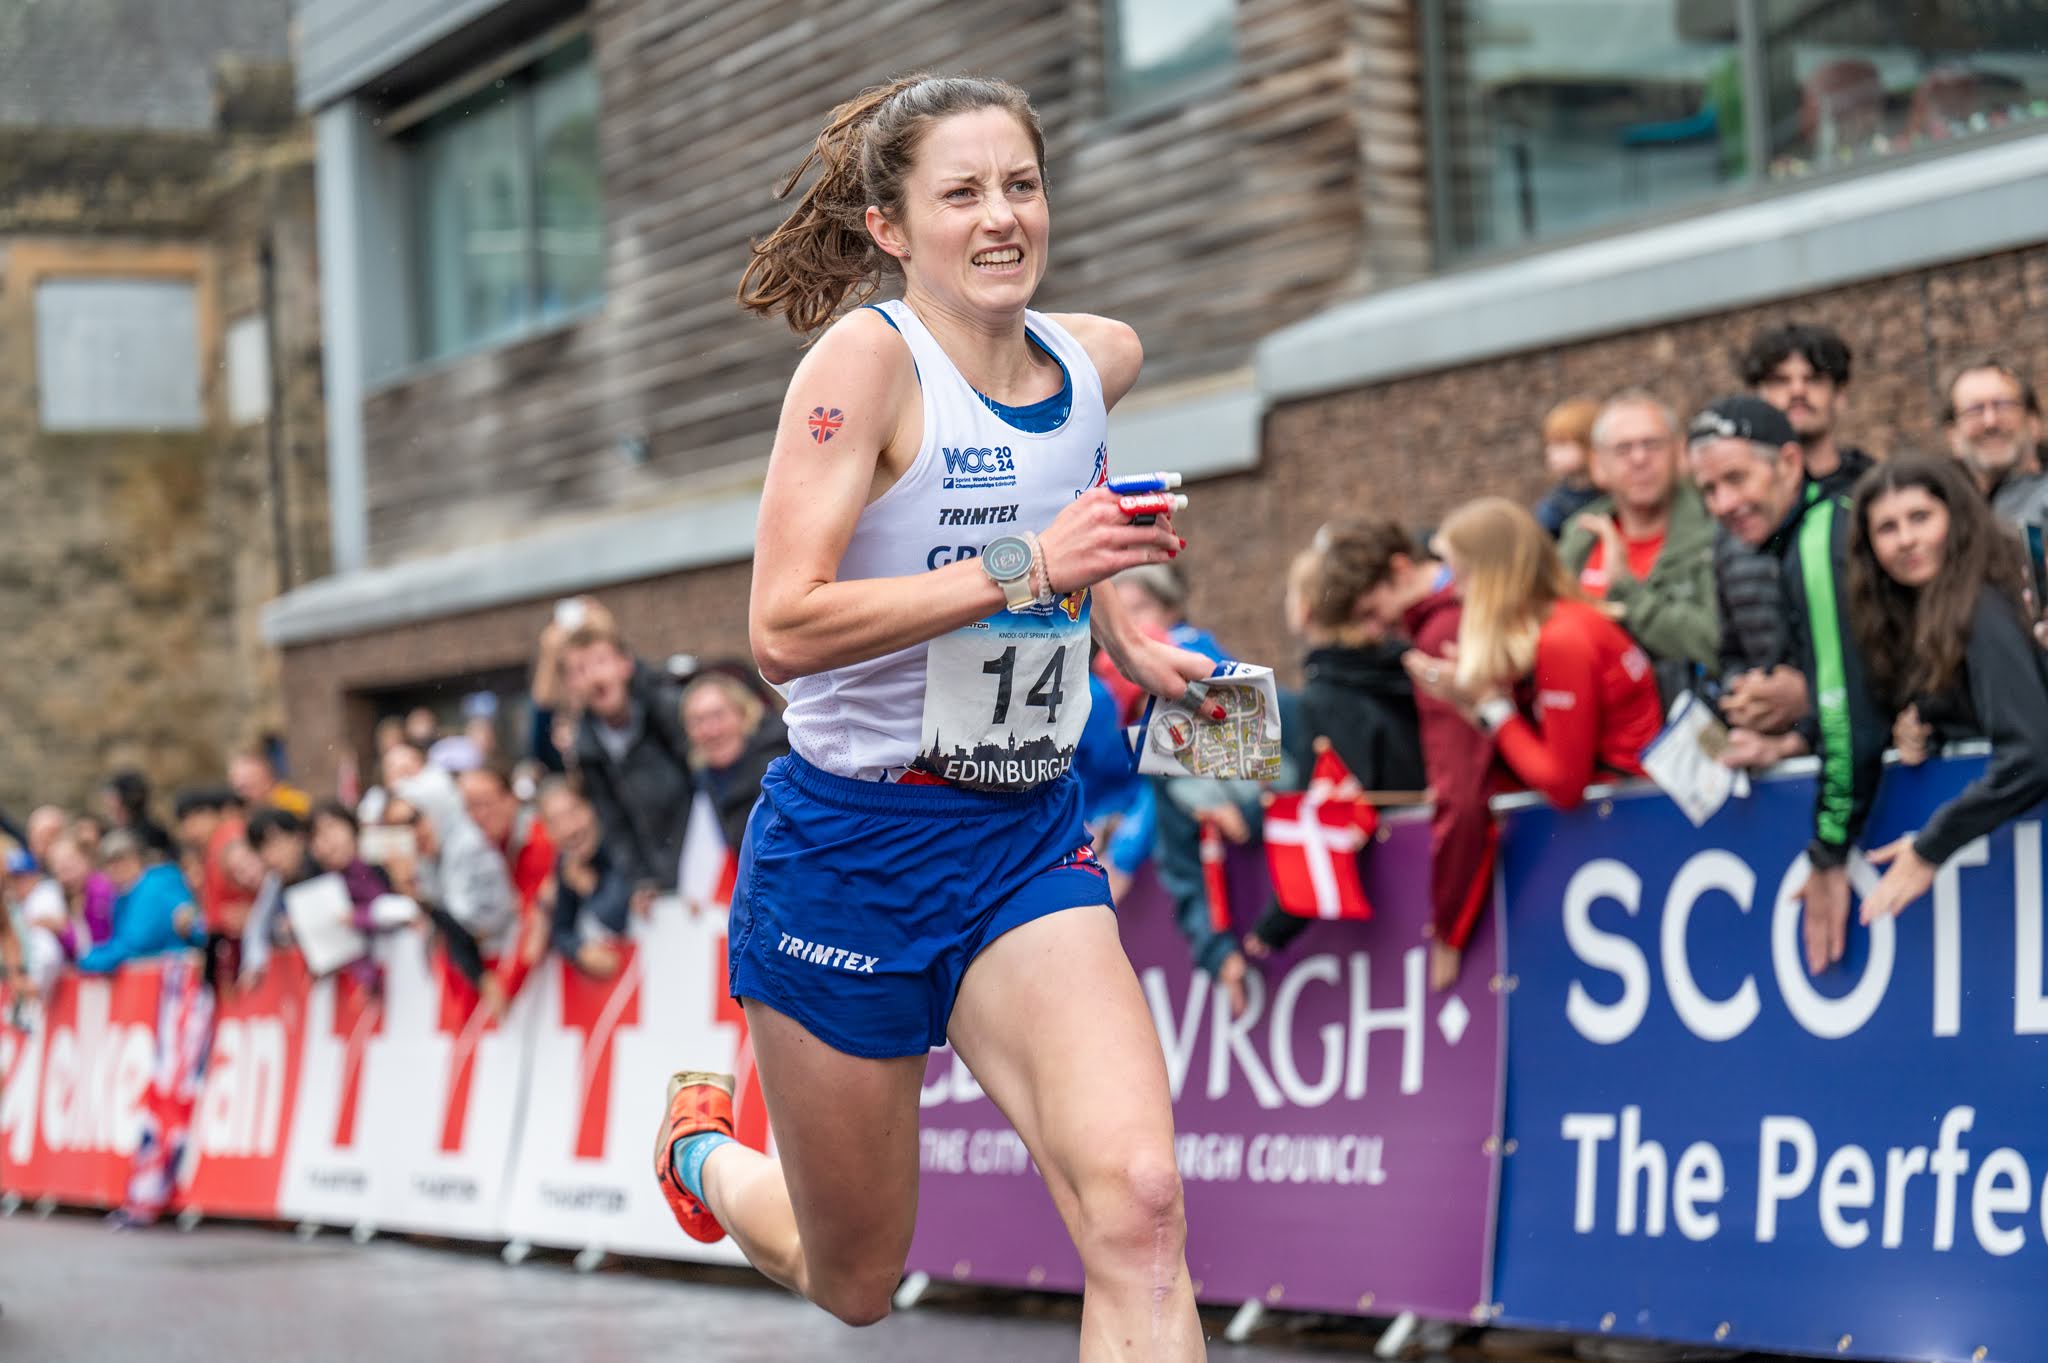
[917,590,1091,791]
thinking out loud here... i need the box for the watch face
[983,536,1032,581]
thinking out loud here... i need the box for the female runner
[652,74,1214,1361]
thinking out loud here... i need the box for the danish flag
[1263,745,1377,921]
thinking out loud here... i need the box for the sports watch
[980,533,1038,611]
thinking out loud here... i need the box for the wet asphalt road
[0,1213,1404,1362]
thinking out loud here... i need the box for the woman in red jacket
[1405,497,1663,809]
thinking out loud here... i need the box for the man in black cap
[1711,325,1878,739]
[1688,395,1886,979]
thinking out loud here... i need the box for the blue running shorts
[727,752,1111,1059]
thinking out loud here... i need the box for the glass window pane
[1758,1,2048,182]
[1439,0,1744,256]
[1107,0,1235,110]
[414,90,533,359]
[532,40,604,321]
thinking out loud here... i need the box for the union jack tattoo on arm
[807,407,844,443]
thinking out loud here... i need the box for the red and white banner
[1,797,769,1263]
[276,928,541,1238]
[499,799,766,1261]
[1,965,166,1207]
[182,953,309,1218]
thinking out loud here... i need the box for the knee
[1074,1149,1186,1265]
[809,1269,898,1328]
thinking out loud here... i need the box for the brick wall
[1194,242,2048,676]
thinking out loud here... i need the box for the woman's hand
[1038,488,1181,595]
[1791,862,1850,975]
[1429,940,1462,993]
[1892,705,1934,766]
[1861,835,1936,924]
[1117,633,1218,707]
[1217,951,1250,1020]
[1402,646,1489,715]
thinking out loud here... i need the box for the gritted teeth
[973,247,1022,266]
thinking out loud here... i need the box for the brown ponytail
[737,73,1046,336]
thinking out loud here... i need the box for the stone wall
[0,109,326,815]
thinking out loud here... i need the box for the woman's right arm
[1491,621,1603,810]
[1913,592,2048,865]
[751,314,1179,685]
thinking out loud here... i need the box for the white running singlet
[779,299,1110,791]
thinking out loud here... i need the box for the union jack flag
[807,407,844,442]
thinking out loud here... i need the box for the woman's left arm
[1911,594,2048,867]
[1055,312,1215,699]
[1047,312,1144,408]
[1491,623,1604,810]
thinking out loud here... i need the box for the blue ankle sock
[670,1131,734,1204]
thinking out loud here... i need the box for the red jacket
[1404,586,1498,953]
[202,818,256,938]
[1495,599,1662,810]
[489,812,558,1005]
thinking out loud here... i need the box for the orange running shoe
[653,1070,736,1243]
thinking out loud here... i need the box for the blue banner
[1493,756,2048,1363]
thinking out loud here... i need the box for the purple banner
[908,813,1503,1320]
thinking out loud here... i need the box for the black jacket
[1771,487,1887,870]
[571,662,696,891]
[1910,588,2048,865]
[1291,644,1426,791]
[704,713,792,852]
[1716,447,1875,677]
[549,840,634,963]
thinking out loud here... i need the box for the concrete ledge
[1259,134,2048,405]
[263,487,762,646]
[263,372,1260,647]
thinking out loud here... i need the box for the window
[1756,1,2048,182]
[1105,0,1235,111]
[410,36,602,361]
[34,278,203,431]
[1435,1,1744,256]
[1429,0,2048,261]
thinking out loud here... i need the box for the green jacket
[1559,484,1721,679]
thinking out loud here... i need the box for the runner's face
[886,108,1047,318]
[1866,486,1950,590]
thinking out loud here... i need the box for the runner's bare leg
[698,1002,926,1325]
[948,905,1205,1362]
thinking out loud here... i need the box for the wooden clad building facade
[334,0,1421,567]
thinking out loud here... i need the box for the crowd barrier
[1,764,2040,1362]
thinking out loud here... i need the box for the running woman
[653,74,1214,1360]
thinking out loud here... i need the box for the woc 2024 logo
[941,445,1016,490]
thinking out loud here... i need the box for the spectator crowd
[5,324,2048,1216]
